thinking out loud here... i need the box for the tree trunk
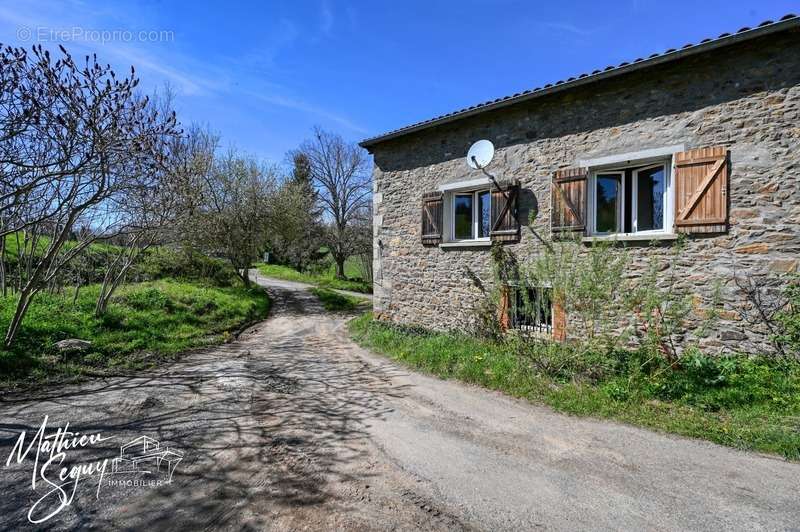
[73,280,81,305]
[334,257,346,280]
[95,250,140,316]
[237,267,251,288]
[5,288,36,348]
[95,278,112,316]
[0,237,6,298]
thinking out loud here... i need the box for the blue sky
[0,1,796,163]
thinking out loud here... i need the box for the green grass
[335,255,364,280]
[348,314,800,460]
[0,280,270,388]
[256,263,371,293]
[2,232,124,260]
[310,287,368,312]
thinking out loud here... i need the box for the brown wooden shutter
[551,168,588,238]
[498,284,511,332]
[421,191,443,246]
[552,298,566,342]
[674,146,729,234]
[490,180,520,243]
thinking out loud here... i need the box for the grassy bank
[0,280,270,388]
[310,287,368,312]
[348,314,800,460]
[256,263,371,293]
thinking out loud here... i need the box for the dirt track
[0,276,798,531]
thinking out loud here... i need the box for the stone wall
[370,30,800,354]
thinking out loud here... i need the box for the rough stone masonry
[364,23,800,355]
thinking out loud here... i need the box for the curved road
[0,277,798,530]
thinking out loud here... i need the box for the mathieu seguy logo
[109,435,183,483]
[3,415,184,524]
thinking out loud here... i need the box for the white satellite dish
[467,139,494,170]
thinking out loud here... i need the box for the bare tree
[93,165,178,315]
[0,44,178,347]
[93,91,182,315]
[293,127,370,279]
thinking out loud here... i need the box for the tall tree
[268,153,325,271]
[293,127,370,279]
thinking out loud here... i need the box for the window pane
[595,174,620,233]
[478,190,491,238]
[636,166,665,232]
[454,194,473,239]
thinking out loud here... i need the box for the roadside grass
[0,279,270,388]
[348,313,800,460]
[310,288,368,312]
[256,263,371,293]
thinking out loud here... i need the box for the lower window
[510,285,553,335]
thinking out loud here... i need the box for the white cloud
[0,1,221,96]
[542,22,595,37]
[0,0,367,136]
[246,90,367,134]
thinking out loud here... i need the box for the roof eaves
[360,14,799,150]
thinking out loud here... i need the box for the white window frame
[591,170,624,236]
[448,189,491,242]
[588,158,673,237]
[631,163,670,235]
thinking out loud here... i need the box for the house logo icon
[110,436,183,482]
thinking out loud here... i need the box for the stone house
[360,15,800,354]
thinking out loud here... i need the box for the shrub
[645,349,800,411]
[137,248,239,287]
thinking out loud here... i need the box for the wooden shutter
[421,191,443,246]
[552,298,566,342]
[674,146,729,234]
[551,168,588,238]
[498,284,511,331]
[490,180,520,243]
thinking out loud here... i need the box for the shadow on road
[0,282,411,530]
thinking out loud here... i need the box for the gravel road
[0,276,798,531]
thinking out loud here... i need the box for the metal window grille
[509,284,553,335]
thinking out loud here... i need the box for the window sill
[440,240,492,248]
[582,233,678,243]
